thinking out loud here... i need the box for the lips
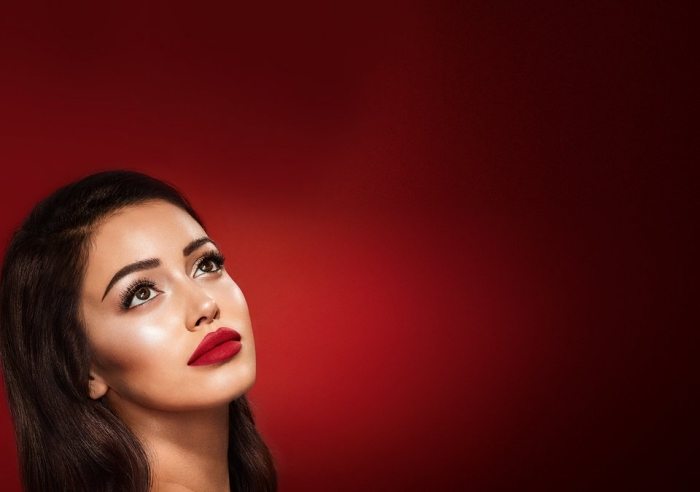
[188,327,242,366]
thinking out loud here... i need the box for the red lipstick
[188,327,242,366]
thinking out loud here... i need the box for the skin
[81,200,256,492]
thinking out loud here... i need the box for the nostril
[195,316,207,327]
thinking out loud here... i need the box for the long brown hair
[0,170,276,491]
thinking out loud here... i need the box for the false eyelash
[195,250,226,271]
[119,278,157,311]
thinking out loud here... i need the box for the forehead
[85,201,205,278]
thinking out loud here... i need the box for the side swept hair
[0,170,276,492]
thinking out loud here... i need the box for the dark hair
[0,170,276,492]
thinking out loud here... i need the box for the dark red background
[0,2,695,491]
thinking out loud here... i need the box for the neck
[108,397,230,492]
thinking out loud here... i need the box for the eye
[194,252,225,277]
[120,280,158,310]
[130,286,157,307]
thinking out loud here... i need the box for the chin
[234,363,257,397]
[215,361,257,404]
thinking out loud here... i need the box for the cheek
[217,279,251,320]
[91,319,177,374]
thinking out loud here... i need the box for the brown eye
[135,287,151,300]
[122,283,158,310]
[194,253,224,277]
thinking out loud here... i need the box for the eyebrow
[183,237,216,257]
[101,237,217,301]
[101,258,160,301]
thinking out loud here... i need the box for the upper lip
[188,327,241,365]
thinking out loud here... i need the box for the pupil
[137,288,149,300]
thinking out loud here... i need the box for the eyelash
[194,251,226,276]
[119,278,157,311]
[118,251,226,311]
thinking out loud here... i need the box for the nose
[186,285,220,331]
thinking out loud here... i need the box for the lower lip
[188,340,242,366]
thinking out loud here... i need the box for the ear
[88,367,109,400]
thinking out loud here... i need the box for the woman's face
[81,200,255,415]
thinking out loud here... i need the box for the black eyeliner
[119,278,156,311]
[195,251,226,272]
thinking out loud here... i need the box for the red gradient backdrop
[0,2,695,491]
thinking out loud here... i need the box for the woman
[0,170,276,492]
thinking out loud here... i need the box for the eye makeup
[116,251,226,311]
[119,278,157,311]
[193,251,226,276]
